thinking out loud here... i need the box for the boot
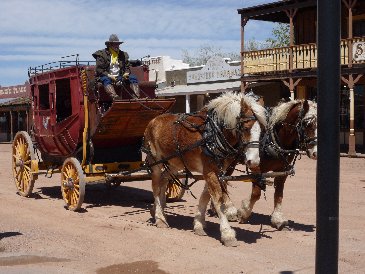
[104,84,118,101]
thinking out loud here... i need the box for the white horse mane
[205,91,267,130]
[269,99,317,128]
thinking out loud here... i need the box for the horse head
[205,92,267,169]
[268,99,317,159]
[299,100,317,159]
[239,95,267,169]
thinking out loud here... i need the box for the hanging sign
[353,42,365,61]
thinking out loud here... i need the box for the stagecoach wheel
[12,131,36,197]
[166,179,185,202]
[61,157,85,211]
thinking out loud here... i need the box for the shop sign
[187,56,241,84]
[0,85,29,99]
[353,42,365,61]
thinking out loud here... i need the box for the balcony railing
[242,37,365,74]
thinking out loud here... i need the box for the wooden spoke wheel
[61,157,85,211]
[12,131,36,197]
[166,179,185,202]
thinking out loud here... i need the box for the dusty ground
[0,143,364,274]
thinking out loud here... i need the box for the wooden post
[240,17,248,93]
[342,0,358,67]
[285,9,298,72]
[283,78,301,100]
[26,109,29,132]
[341,74,362,155]
[9,111,13,141]
[316,1,341,273]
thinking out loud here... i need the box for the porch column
[341,74,363,156]
[285,8,298,72]
[283,78,301,100]
[26,110,29,132]
[9,111,13,141]
[342,0,357,67]
[240,17,249,93]
[196,94,205,111]
[185,94,190,113]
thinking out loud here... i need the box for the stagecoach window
[56,78,72,122]
[39,84,50,110]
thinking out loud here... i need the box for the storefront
[0,85,31,142]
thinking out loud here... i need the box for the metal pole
[316,1,340,273]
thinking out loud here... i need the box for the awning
[0,97,31,106]
[156,81,270,97]
[156,81,241,97]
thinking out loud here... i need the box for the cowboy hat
[105,34,124,45]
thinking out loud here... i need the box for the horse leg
[222,192,238,222]
[271,176,289,230]
[193,183,210,236]
[205,171,238,247]
[237,183,261,223]
[151,166,169,228]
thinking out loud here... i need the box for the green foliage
[266,23,290,48]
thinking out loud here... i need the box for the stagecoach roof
[155,81,269,97]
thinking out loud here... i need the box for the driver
[92,34,131,100]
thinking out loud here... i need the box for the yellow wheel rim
[166,180,185,202]
[61,158,85,211]
[12,132,35,196]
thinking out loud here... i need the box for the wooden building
[238,0,365,154]
[0,85,31,142]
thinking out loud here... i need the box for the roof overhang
[237,0,317,23]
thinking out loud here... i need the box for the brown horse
[143,92,267,246]
[235,99,317,229]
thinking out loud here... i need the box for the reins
[142,108,259,194]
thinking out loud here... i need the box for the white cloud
[0,0,274,86]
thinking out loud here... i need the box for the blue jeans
[99,75,123,86]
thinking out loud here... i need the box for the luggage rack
[28,54,95,76]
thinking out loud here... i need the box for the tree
[266,23,290,48]
[181,23,290,66]
[182,45,225,66]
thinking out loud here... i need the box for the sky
[0,0,275,87]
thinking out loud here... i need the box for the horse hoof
[237,209,249,223]
[223,239,239,247]
[150,207,155,218]
[194,228,207,236]
[273,220,289,230]
[271,212,288,230]
[155,219,169,228]
[227,214,238,222]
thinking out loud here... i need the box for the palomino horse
[236,99,317,229]
[143,92,267,246]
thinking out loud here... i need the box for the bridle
[267,102,317,158]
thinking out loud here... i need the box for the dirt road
[0,143,364,273]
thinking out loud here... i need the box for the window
[39,84,50,109]
[56,78,72,122]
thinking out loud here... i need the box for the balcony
[242,37,365,75]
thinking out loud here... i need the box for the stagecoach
[11,55,184,211]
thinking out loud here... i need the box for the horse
[143,91,267,246]
[235,99,318,229]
